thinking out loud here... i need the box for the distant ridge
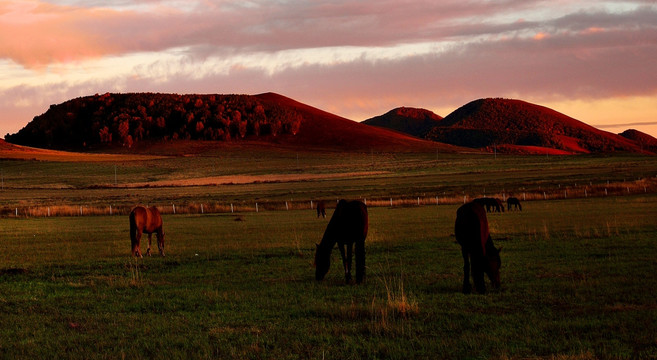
[363,107,442,138]
[421,98,649,154]
[619,129,657,153]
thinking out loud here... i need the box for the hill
[5,92,455,154]
[362,107,442,138]
[619,129,657,153]
[424,98,649,154]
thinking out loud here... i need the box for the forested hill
[5,93,303,150]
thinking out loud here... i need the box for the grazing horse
[129,206,165,257]
[316,200,326,218]
[455,202,501,294]
[507,197,522,211]
[315,200,368,284]
[473,197,504,213]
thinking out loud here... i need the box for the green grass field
[1,192,656,359]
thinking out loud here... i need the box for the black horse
[455,202,501,294]
[473,197,504,213]
[316,200,326,218]
[507,197,522,211]
[315,199,368,284]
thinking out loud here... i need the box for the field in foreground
[1,195,656,359]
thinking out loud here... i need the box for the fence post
[417,197,420,206]
[544,192,547,200]
[256,203,259,212]
[436,196,439,205]
[585,189,587,197]
[390,198,393,207]
[523,193,526,201]
[16,208,18,217]
[173,204,176,214]
[310,200,313,209]
[201,204,204,214]
[364,198,367,205]
[47,207,50,217]
[463,195,467,204]
[80,206,83,216]
[605,188,608,196]
[231,203,234,213]
[285,201,289,211]
[109,205,112,215]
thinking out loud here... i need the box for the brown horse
[129,206,165,257]
[455,202,501,294]
[316,200,326,218]
[315,199,368,284]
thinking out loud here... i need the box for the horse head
[314,243,331,281]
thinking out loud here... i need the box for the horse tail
[129,209,138,250]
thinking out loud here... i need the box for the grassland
[1,150,656,359]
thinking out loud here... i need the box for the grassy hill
[619,129,657,153]
[362,107,443,138]
[425,98,648,154]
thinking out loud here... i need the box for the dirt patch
[125,171,388,187]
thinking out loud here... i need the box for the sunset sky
[1,0,656,138]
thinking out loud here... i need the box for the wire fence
[1,177,655,218]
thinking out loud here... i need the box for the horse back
[130,206,163,233]
[455,202,490,255]
[322,200,368,245]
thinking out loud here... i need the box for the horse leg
[461,249,472,294]
[472,257,487,294]
[145,233,152,256]
[132,229,143,258]
[345,243,353,284]
[156,229,165,256]
[337,243,351,284]
[355,238,365,284]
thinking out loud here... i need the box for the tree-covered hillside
[6,93,303,150]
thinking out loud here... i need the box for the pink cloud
[0,0,568,67]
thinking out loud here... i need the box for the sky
[1,0,657,139]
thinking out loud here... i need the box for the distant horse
[455,202,501,294]
[129,206,165,257]
[315,199,368,284]
[473,197,504,213]
[507,197,522,211]
[316,200,326,218]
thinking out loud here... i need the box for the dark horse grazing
[129,206,165,257]
[315,200,368,284]
[316,200,326,218]
[473,197,504,213]
[507,197,522,211]
[455,202,501,294]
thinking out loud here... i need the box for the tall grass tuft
[126,257,143,287]
[370,264,419,334]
